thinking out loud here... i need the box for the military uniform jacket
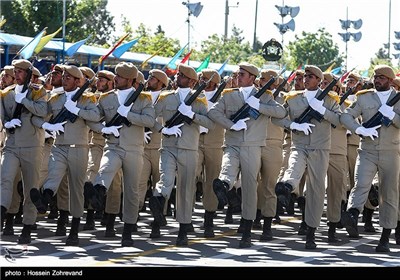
[274,89,341,150]
[208,87,287,147]
[43,89,101,145]
[266,93,285,142]
[154,89,214,151]
[340,89,400,151]
[330,103,348,155]
[0,84,47,147]
[90,90,155,150]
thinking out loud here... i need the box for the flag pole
[13,27,47,60]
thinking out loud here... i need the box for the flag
[287,64,303,84]
[325,62,336,73]
[164,50,192,77]
[340,67,356,83]
[140,48,162,69]
[164,43,188,70]
[65,35,91,57]
[18,27,47,59]
[331,66,342,75]
[34,27,62,54]
[218,57,230,75]
[0,19,6,28]
[99,33,129,65]
[196,55,211,72]
[112,37,140,59]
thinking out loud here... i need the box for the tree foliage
[286,28,343,71]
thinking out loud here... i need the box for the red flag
[164,50,192,78]
[287,64,302,84]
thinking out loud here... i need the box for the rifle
[209,79,228,103]
[362,90,400,128]
[8,66,33,134]
[104,82,145,130]
[273,70,294,98]
[294,74,340,125]
[164,73,216,128]
[230,67,285,123]
[48,76,95,128]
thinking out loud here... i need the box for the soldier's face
[62,72,79,91]
[304,72,320,90]
[13,68,28,86]
[373,75,391,91]
[237,70,254,87]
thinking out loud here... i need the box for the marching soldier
[84,62,155,247]
[1,59,48,244]
[30,65,101,246]
[340,65,400,252]
[274,65,341,249]
[208,62,287,248]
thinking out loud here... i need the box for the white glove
[290,122,315,135]
[45,130,55,139]
[64,99,80,116]
[308,98,326,115]
[15,91,27,103]
[4,119,22,129]
[101,125,123,137]
[230,117,250,131]
[346,129,352,136]
[117,104,133,118]
[42,121,67,135]
[178,103,195,119]
[355,125,381,140]
[246,96,260,110]
[144,130,153,144]
[378,104,395,120]
[161,123,184,137]
[199,126,209,134]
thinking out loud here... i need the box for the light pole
[224,0,239,40]
[182,1,203,53]
[274,0,299,46]
[338,7,362,72]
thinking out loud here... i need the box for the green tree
[286,28,343,71]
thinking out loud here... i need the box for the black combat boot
[204,211,215,238]
[328,222,341,243]
[253,209,262,229]
[30,188,53,214]
[368,184,379,207]
[363,207,376,232]
[17,224,32,244]
[66,217,80,246]
[213,179,230,210]
[121,223,135,247]
[224,207,234,224]
[286,194,296,215]
[227,188,241,211]
[239,219,253,248]
[260,217,273,241]
[376,228,391,252]
[176,223,189,246]
[305,226,317,249]
[3,213,15,236]
[91,184,107,211]
[0,206,6,232]
[55,210,69,236]
[341,208,360,238]
[237,217,245,233]
[275,182,293,208]
[149,195,166,226]
[196,181,203,202]
[297,196,307,235]
[150,221,161,239]
[47,195,59,219]
[14,202,23,224]
[104,214,117,237]
[83,210,95,230]
[101,212,109,226]
[395,221,400,245]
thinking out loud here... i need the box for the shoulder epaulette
[343,99,352,107]
[327,91,340,103]
[158,90,175,101]
[0,84,16,97]
[264,89,273,96]
[221,88,238,96]
[284,90,303,102]
[49,93,62,102]
[355,89,373,96]
[29,83,42,90]
[81,93,97,103]
[139,92,152,101]
[31,86,46,101]
[195,95,207,106]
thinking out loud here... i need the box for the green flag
[195,55,211,72]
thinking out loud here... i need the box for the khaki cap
[115,62,138,80]
[52,64,64,74]
[12,59,32,70]
[32,67,42,77]
[136,71,145,84]
[239,62,259,77]
[79,66,95,79]
[149,69,168,87]
[4,66,15,78]
[201,68,221,84]
[178,64,198,81]
[295,69,305,76]
[97,70,115,81]
[305,65,323,80]
[374,65,395,79]
[347,72,362,81]
[323,72,342,87]
[260,69,279,86]
[63,65,84,79]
